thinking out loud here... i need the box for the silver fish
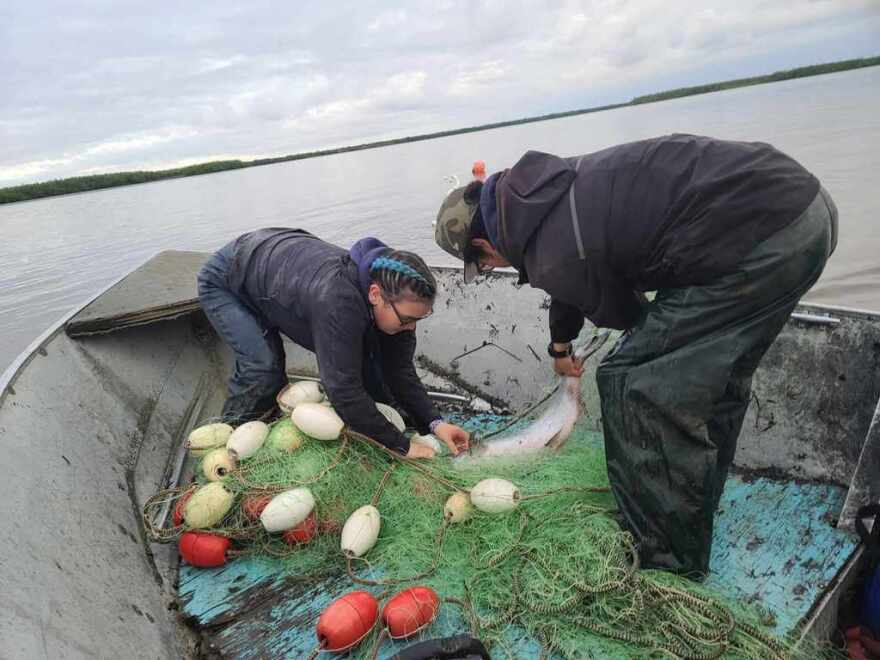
[458,330,611,460]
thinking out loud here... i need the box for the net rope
[142,413,837,659]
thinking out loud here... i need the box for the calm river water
[2,67,879,371]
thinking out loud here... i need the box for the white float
[226,420,269,459]
[444,491,474,523]
[186,423,233,457]
[292,403,344,441]
[277,381,323,413]
[470,478,520,513]
[260,487,316,533]
[375,402,405,432]
[410,433,445,455]
[201,448,237,481]
[184,482,235,528]
[340,505,381,557]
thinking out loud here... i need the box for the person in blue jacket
[197,228,470,459]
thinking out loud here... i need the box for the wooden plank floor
[179,471,857,658]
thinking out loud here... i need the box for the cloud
[0,127,200,182]
[367,9,408,32]
[281,69,429,140]
[195,54,248,75]
[449,61,509,97]
[83,128,198,157]
[0,157,75,184]
[1,0,879,186]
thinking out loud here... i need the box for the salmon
[458,330,611,460]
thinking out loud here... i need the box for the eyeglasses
[382,293,433,326]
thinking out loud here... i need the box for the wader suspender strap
[569,156,586,260]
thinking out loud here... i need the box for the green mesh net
[144,411,841,659]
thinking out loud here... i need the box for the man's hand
[406,442,436,459]
[433,422,470,456]
[553,354,584,377]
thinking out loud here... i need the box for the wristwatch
[547,342,573,359]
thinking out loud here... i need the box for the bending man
[433,134,837,575]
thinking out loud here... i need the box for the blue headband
[370,256,429,285]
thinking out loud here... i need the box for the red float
[316,590,379,653]
[241,493,273,521]
[846,626,880,659]
[173,490,194,526]
[283,511,317,545]
[382,586,440,639]
[179,531,231,568]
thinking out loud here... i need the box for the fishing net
[143,409,840,659]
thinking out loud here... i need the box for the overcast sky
[1,1,878,187]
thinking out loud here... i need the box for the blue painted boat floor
[179,446,858,658]
[705,474,856,634]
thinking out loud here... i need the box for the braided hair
[369,250,437,302]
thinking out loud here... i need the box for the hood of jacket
[350,237,391,300]
[495,150,577,271]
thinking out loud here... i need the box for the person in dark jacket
[433,134,838,576]
[197,228,470,459]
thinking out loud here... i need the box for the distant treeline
[2,55,878,205]
[631,55,880,104]
[0,99,625,205]
[0,160,249,204]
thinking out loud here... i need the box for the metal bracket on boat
[790,311,841,326]
[425,391,470,404]
[152,374,213,531]
[287,372,473,405]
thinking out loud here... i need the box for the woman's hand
[406,442,436,459]
[433,422,470,456]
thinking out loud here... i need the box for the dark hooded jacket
[491,134,820,339]
[224,228,440,453]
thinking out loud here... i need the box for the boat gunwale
[4,255,878,409]
[2,252,877,653]
[0,264,134,401]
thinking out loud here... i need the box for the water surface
[2,67,878,371]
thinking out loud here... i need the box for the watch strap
[547,342,573,359]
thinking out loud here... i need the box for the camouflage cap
[434,185,480,283]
